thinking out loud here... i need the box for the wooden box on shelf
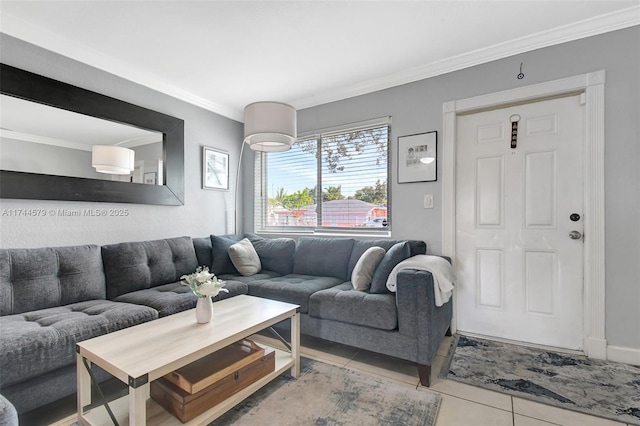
[150,339,276,422]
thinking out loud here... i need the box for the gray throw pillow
[210,235,240,275]
[351,247,386,291]
[369,242,411,293]
[228,238,261,276]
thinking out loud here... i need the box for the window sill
[255,230,392,239]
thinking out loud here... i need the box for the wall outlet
[424,194,434,209]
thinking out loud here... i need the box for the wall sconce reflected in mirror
[92,145,135,174]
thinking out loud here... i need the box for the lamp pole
[234,140,246,235]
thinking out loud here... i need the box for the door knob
[569,231,582,240]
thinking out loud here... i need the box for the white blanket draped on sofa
[386,255,455,307]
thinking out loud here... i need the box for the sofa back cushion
[347,239,426,279]
[245,233,295,275]
[0,245,105,316]
[102,236,198,299]
[293,237,355,281]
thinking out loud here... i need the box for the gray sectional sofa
[0,234,452,417]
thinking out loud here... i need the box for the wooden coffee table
[76,295,300,425]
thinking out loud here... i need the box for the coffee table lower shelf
[79,348,293,426]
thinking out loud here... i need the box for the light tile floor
[33,334,631,426]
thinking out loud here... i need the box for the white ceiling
[1,1,639,122]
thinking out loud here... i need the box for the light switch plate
[424,194,434,209]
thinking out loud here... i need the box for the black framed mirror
[0,64,184,205]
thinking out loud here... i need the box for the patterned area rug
[441,335,640,425]
[212,357,441,425]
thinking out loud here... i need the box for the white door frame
[442,71,606,359]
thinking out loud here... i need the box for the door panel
[476,249,504,309]
[524,151,557,227]
[524,250,556,315]
[476,156,504,227]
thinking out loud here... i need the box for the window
[254,118,390,234]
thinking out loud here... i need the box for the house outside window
[254,117,390,235]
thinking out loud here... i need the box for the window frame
[254,117,392,236]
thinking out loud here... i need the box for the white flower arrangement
[180,266,228,298]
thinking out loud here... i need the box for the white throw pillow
[228,238,261,276]
[351,247,386,291]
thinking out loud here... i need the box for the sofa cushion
[210,235,240,275]
[369,242,411,294]
[102,236,198,300]
[113,280,247,317]
[309,283,398,330]
[218,270,282,283]
[246,274,344,313]
[228,238,261,276]
[351,247,386,291]
[347,239,427,279]
[0,300,158,387]
[292,238,355,281]
[244,233,296,275]
[0,245,105,316]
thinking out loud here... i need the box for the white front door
[455,94,585,350]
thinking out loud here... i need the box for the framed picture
[398,131,437,183]
[143,172,156,185]
[203,146,229,190]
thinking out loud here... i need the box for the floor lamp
[234,101,296,234]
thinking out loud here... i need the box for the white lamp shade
[92,145,135,174]
[243,102,296,152]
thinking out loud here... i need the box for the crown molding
[0,129,90,151]
[291,5,640,110]
[2,6,638,118]
[0,128,160,151]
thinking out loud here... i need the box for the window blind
[254,118,390,234]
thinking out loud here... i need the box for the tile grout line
[514,412,564,426]
[511,396,515,426]
[343,348,361,366]
[432,387,514,415]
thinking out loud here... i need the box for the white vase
[195,297,213,323]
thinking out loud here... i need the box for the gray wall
[0,34,243,247]
[244,27,640,350]
[133,141,163,182]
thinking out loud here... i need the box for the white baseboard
[607,345,640,366]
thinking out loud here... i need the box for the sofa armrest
[395,269,453,363]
